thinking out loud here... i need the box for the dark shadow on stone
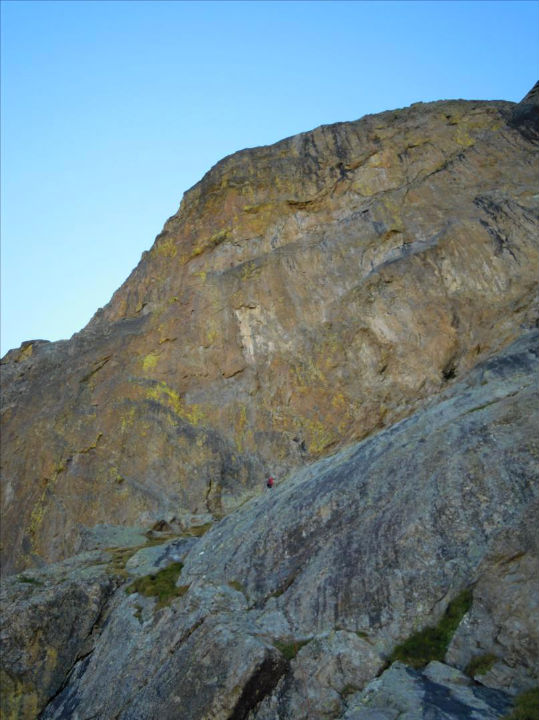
[228,653,288,720]
[38,655,91,719]
[508,81,539,144]
[406,666,513,720]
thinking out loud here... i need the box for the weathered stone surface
[250,632,385,720]
[2,330,535,719]
[78,524,149,553]
[40,578,288,720]
[180,332,538,652]
[0,552,119,720]
[2,86,538,575]
[445,534,539,694]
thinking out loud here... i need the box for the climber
[266,476,275,489]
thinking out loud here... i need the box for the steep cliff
[1,83,538,720]
[1,85,538,576]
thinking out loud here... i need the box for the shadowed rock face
[1,331,537,719]
[2,85,538,575]
[343,661,514,720]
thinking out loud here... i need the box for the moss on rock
[465,652,498,677]
[388,588,473,669]
[125,562,186,608]
[503,688,539,720]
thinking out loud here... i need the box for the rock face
[1,84,538,719]
[1,85,538,575]
[0,552,121,719]
[1,331,537,719]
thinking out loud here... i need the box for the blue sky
[1,0,538,355]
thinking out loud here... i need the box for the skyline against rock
[1,83,538,720]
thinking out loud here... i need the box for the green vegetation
[388,588,473,669]
[503,688,539,720]
[107,547,141,578]
[106,534,201,581]
[228,580,245,594]
[125,562,188,608]
[184,523,212,538]
[274,639,311,661]
[465,653,498,677]
[17,575,43,586]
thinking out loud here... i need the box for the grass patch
[465,653,498,677]
[503,688,539,720]
[388,588,473,669]
[17,575,43,586]
[107,547,141,578]
[274,639,311,661]
[125,562,187,608]
[106,536,174,578]
[184,523,212,538]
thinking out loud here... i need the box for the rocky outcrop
[0,552,121,719]
[1,331,537,719]
[2,84,538,576]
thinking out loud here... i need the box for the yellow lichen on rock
[146,382,206,426]
[0,670,39,720]
[142,352,160,373]
[154,236,177,258]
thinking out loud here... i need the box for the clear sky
[1,0,538,355]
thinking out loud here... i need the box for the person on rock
[266,476,275,489]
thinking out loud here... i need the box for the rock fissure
[37,651,94,720]
[79,356,112,384]
[227,653,289,720]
